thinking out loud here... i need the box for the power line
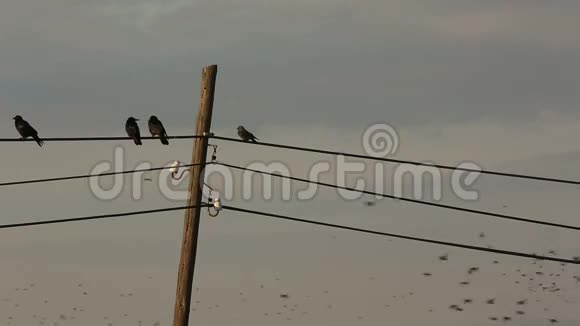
[223,205,580,264]
[0,135,202,143]
[210,136,580,186]
[214,162,580,231]
[3,133,576,185]
[0,205,206,229]
[0,163,201,187]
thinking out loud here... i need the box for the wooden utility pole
[173,64,218,326]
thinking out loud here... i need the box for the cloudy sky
[1,1,580,325]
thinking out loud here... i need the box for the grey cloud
[1,0,578,131]
[94,0,198,29]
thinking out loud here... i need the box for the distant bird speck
[467,267,480,275]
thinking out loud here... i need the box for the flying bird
[125,117,142,145]
[516,299,527,305]
[467,267,480,275]
[13,115,44,147]
[237,126,258,143]
[148,116,169,145]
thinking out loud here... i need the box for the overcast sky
[1,1,579,325]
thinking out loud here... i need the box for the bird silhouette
[148,116,169,145]
[13,115,44,147]
[125,117,142,145]
[237,126,258,143]
[467,267,480,275]
[516,299,527,305]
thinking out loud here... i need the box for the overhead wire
[210,135,580,185]
[223,205,580,264]
[0,205,206,229]
[213,162,580,231]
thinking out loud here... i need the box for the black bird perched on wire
[125,117,142,145]
[13,115,44,147]
[148,116,169,145]
[237,126,258,143]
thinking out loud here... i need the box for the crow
[237,126,258,143]
[148,116,169,145]
[125,117,142,145]
[13,115,44,147]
